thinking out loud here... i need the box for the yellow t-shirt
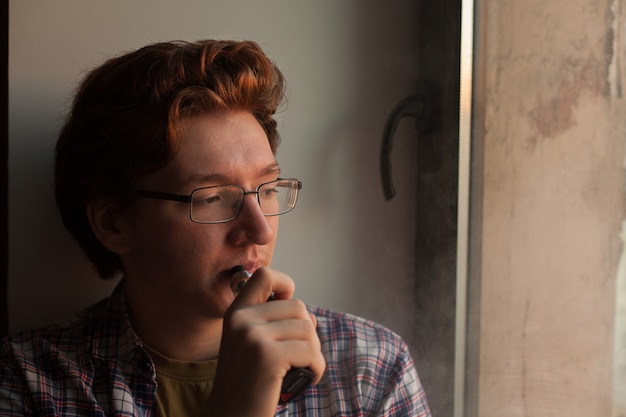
[143,344,218,417]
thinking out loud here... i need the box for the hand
[206,267,326,417]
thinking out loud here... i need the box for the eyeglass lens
[189,179,298,223]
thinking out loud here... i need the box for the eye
[193,188,227,206]
[260,184,279,199]
[200,195,222,205]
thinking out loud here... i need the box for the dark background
[1,0,8,338]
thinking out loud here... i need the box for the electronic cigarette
[230,266,315,404]
[230,265,252,296]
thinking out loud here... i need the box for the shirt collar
[88,281,144,362]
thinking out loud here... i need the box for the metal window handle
[380,82,434,200]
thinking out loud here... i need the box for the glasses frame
[133,178,302,224]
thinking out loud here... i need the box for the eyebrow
[184,161,282,185]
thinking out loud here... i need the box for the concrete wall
[471,0,626,415]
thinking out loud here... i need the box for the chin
[199,291,235,319]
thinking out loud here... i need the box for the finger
[274,340,326,385]
[230,267,295,307]
[258,315,318,342]
[220,312,322,377]
[226,299,311,333]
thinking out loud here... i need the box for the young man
[0,40,431,416]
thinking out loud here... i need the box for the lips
[217,262,259,286]
[229,265,248,276]
[228,262,260,276]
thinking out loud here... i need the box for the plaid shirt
[0,285,431,416]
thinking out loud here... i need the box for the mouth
[225,264,275,301]
[219,261,255,275]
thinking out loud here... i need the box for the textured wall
[472,0,626,415]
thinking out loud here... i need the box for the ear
[86,198,132,255]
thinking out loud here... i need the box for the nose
[228,193,275,246]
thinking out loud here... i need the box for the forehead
[145,110,278,190]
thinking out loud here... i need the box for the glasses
[133,178,302,224]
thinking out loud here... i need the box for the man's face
[120,110,280,319]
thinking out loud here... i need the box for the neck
[123,281,224,362]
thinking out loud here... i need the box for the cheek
[126,208,218,268]
[129,226,223,287]
[144,222,219,257]
[266,217,280,259]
